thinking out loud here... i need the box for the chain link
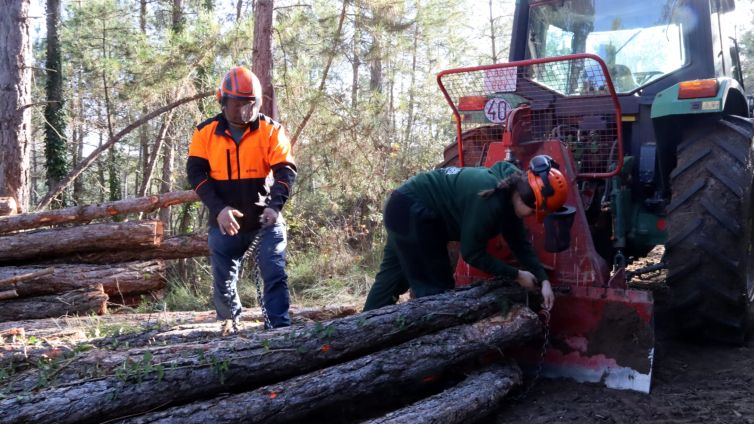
[240,229,273,330]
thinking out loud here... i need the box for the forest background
[12,0,754,311]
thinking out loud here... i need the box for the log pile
[0,284,541,424]
[0,192,203,322]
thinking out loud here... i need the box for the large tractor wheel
[665,115,754,344]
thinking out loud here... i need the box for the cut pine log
[0,284,524,424]
[364,363,522,424]
[0,190,197,234]
[0,285,108,321]
[122,307,540,424]
[45,234,209,264]
[0,220,163,263]
[0,197,17,216]
[0,267,54,290]
[0,261,166,299]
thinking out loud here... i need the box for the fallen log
[0,267,54,290]
[363,363,522,424]
[0,284,523,424]
[0,261,166,299]
[0,190,197,234]
[0,285,108,322]
[0,305,358,374]
[0,305,358,337]
[123,307,540,424]
[45,234,209,264]
[0,197,17,216]
[0,220,163,263]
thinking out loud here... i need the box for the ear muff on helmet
[526,155,568,222]
[217,66,263,107]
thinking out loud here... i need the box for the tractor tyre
[665,115,754,344]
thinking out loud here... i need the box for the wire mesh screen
[437,55,623,178]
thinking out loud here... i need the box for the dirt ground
[495,247,754,424]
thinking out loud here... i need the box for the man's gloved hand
[218,206,244,236]
[260,207,279,228]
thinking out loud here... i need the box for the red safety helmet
[526,155,569,222]
[216,66,263,106]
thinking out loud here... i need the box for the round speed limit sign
[484,98,511,124]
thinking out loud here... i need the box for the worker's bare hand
[515,270,538,291]
[218,206,243,236]
[540,280,555,311]
[259,207,278,228]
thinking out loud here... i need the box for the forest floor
[496,247,754,424]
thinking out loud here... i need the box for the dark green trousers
[363,190,454,311]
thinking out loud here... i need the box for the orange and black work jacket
[187,113,296,233]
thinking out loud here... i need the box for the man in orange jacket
[187,66,296,332]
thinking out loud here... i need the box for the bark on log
[43,234,209,264]
[0,267,53,289]
[0,284,523,424]
[364,364,522,424]
[123,307,540,424]
[0,261,165,299]
[0,191,197,234]
[0,305,358,337]
[0,306,358,374]
[0,197,17,216]
[0,220,163,263]
[0,285,108,321]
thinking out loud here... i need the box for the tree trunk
[488,0,498,63]
[0,190,198,234]
[0,197,18,216]
[158,135,174,230]
[44,0,68,207]
[138,112,173,197]
[0,285,108,322]
[0,267,54,289]
[44,233,208,264]
[0,261,165,299]
[122,308,539,424]
[0,0,32,213]
[0,305,358,379]
[0,220,163,263]
[364,364,522,424]
[0,284,524,424]
[252,0,276,119]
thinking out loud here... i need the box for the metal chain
[513,295,551,401]
[240,229,273,330]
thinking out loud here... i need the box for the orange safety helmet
[526,155,569,222]
[216,66,263,106]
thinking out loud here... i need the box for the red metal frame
[436,53,624,179]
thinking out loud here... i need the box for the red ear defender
[526,155,569,223]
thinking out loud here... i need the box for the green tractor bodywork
[509,0,754,343]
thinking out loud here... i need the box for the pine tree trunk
[0,285,108,321]
[43,234,208,264]
[0,261,165,299]
[0,285,523,424]
[123,308,539,424]
[0,220,163,263]
[44,0,68,207]
[0,190,198,234]
[158,136,174,230]
[252,0,276,119]
[0,0,32,213]
[364,364,522,424]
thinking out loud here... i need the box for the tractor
[436,0,753,393]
